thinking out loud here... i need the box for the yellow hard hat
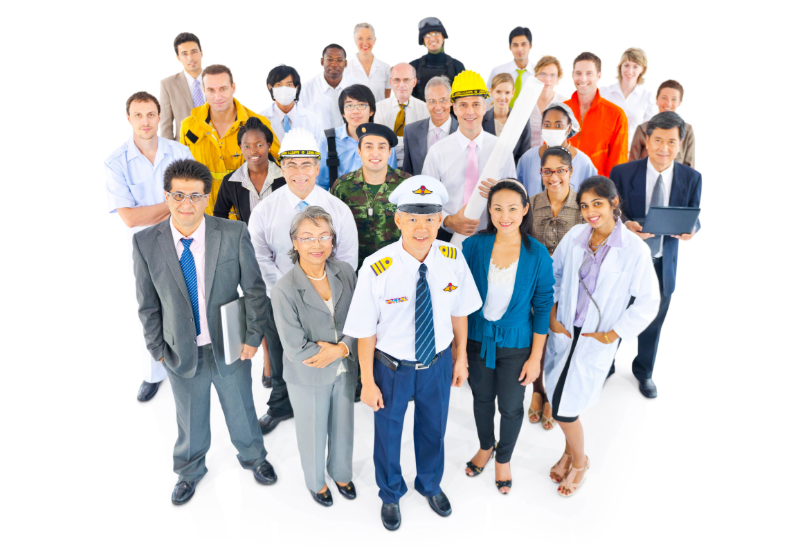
[450,70,489,101]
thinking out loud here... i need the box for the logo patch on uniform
[439,245,457,259]
[370,257,393,276]
[412,185,432,195]
[385,297,408,304]
[443,283,458,292]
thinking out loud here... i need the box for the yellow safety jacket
[179,99,281,215]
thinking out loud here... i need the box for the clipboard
[641,206,700,236]
[220,297,246,365]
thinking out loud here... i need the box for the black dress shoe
[381,502,401,530]
[335,481,356,500]
[310,487,333,507]
[171,480,197,505]
[253,460,278,485]
[427,491,452,517]
[639,378,658,398]
[137,381,160,402]
[262,375,272,388]
[258,412,294,435]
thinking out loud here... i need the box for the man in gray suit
[402,76,459,176]
[159,33,204,140]
[133,158,277,505]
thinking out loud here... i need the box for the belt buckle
[414,362,429,370]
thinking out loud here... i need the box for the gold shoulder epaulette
[439,245,457,259]
[370,257,393,276]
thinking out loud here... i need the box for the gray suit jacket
[402,115,459,176]
[132,215,268,378]
[159,71,194,141]
[270,260,358,387]
[482,107,531,165]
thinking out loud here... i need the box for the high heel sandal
[558,457,590,497]
[465,442,497,477]
[495,479,512,494]
[541,403,556,431]
[528,392,543,423]
[549,453,572,483]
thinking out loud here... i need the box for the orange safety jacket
[564,90,628,177]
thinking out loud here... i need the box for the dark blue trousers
[373,347,453,504]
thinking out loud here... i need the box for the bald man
[374,63,430,166]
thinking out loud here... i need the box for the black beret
[356,123,398,148]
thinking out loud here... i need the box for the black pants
[551,327,581,423]
[265,295,293,418]
[466,339,530,464]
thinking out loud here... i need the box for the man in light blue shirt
[105,91,193,402]
[317,84,397,191]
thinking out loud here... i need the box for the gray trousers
[166,345,267,481]
[286,371,355,492]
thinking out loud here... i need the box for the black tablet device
[641,206,700,236]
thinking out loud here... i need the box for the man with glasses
[403,76,459,176]
[249,128,358,435]
[106,91,193,402]
[317,84,398,191]
[159,33,204,140]
[487,27,534,109]
[300,44,355,130]
[409,17,465,102]
[374,63,429,167]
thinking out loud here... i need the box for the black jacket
[213,162,286,225]
[482,108,531,165]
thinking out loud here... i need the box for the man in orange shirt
[564,52,628,177]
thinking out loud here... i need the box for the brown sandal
[558,456,590,497]
[541,402,556,431]
[528,392,543,423]
[549,453,572,483]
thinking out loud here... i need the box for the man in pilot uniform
[343,175,482,531]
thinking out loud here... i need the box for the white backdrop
[2,1,795,548]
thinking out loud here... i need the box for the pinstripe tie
[179,238,201,336]
[415,264,435,366]
[191,79,204,108]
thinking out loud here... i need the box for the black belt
[375,349,444,371]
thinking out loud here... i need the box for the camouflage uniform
[331,167,410,270]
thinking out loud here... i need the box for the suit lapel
[157,222,192,308]
[482,109,494,135]
[177,71,193,111]
[204,215,221,299]
[669,163,689,205]
[418,119,430,155]
[328,263,343,309]
[450,116,459,134]
[631,161,648,218]
[294,263,333,315]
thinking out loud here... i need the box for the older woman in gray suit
[270,206,359,507]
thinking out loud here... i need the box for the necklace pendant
[368,207,373,217]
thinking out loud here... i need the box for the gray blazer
[482,107,531,165]
[132,215,268,378]
[402,115,459,176]
[270,260,358,387]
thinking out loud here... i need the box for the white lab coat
[544,223,660,417]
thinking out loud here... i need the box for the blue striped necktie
[415,264,436,366]
[179,238,201,336]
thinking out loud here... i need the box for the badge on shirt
[385,297,408,304]
[439,245,457,259]
[370,257,393,276]
[443,283,458,292]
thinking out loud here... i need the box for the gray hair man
[402,76,459,176]
[373,63,429,167]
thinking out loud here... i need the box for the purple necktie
[463,141,479,206]
[192,79,204,108]
[430,127,442,147]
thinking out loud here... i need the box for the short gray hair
[353,22,375,39]
[288,206,337,264]
[425,76,451,99]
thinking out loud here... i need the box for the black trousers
[632,258,672,381]
[265,295,293,418]
[466,339,530,464]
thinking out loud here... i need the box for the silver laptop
[220,297,247,365]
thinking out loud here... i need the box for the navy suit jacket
[610,159,702,296]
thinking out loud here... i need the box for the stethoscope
[578,223,616,332]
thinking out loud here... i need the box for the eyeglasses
[426,97,450,106]
[540,169,570,177]
[424,31,442,39]
[294,235,333,244]
[343,103,370,112]
[167,191,209,203]
[323,57,345,64]
[418,17,442,29]
[284,162,316,172]
[537,72,559,81]
[391,78,414,85]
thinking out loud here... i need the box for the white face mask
[272,86,297,106]
[541,128,568,147]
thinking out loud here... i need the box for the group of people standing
[105,17,703,531]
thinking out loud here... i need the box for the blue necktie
[415,264,436,366]
[297,200,309,212]
[179,238,201,336]
[283,114,291,134]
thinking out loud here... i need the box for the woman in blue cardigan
[461,179,555,494]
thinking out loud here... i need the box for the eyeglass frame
[343,103,370,112]
[283,160,318,173]
[539,168,572,177]
[293,235,334,244]
[323,56,345,64]
[426,97,450,106]
[166,191,209,203]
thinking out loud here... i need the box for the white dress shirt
[299,73,356,130]
[421,129,517,234]
[343,239,483,360]
[645,158,674,258]
[426,116,452,149]
[343,56,391,105]
[529,90,568,148]
[249,184,359,296]
[487,59,535,91]
[169,216,211,346]
[600,82,658,147]
[259,101,324,145]
[184,71,201,95]
[374,95,429,166]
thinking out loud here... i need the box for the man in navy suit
[610,111,701,398]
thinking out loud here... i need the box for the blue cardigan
[462,233,555,369]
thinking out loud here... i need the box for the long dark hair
[479,178,535,251]
[576,176,622,219]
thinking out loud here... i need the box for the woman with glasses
[344,23,392,102]
[517,103,597,196]
[528,56,568,148]
[270,206,359,507]
[483,73,531,164]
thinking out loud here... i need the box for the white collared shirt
[343,239,482,360]
[600,82,658,147]
[421,129,517,234]
[426,116,452,149]
[299,73,356,130]
[169,216,211,346]
[487,59,535,91]
[645,158,674,258]
[343,56,391,105]
[249,184,359,296]
[259,101,324,145]
[374,95,429,166]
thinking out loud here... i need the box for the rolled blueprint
[450,76,545,248]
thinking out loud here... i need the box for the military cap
[356,123,398,148]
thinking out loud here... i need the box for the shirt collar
[510,60,534,73]
[576,217,624,248]
[125,134,164,166]
[170,215,206,248]
[284,184,320,209]
[647,157,674,180]
[430,116,452,134]
[397,238,436,273]
[455,128,484,150]
[534,188,579,211]
[184,71,200,88]
[394,96,410,108]
[335,123,357,143]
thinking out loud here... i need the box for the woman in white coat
[545,176,659,497]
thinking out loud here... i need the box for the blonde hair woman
[529,56,568,148]
[484,73,531,164]
[600,48,658,147]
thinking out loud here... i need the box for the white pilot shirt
[344,238,483,361]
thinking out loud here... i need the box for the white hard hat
[278,128,321,160]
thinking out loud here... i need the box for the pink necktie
[463,141,479,206]
[430,127,442,146]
